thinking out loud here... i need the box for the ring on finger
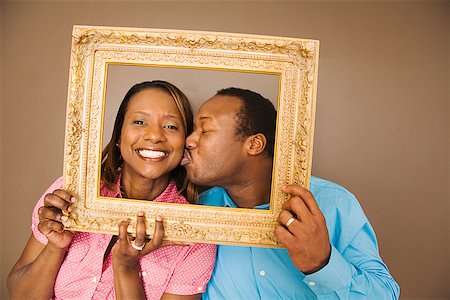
[131,240,146,251]
[285,217,295,228]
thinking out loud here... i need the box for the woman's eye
[133,120,145,125]
[164,124,178,130]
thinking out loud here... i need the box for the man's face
[182,95,246,187]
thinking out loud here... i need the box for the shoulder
[310,176,358,204]
[310,176,369,234]
[310,176,366,220]
[310,176,353,195]
[34,176,65,207]
[47,176,65,192]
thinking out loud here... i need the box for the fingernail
[61,215,68,222]
[123,218,129,222]
[138,211,144,217]
[67,206,72,212]
[155,215,162,222]
[70,197,76,203]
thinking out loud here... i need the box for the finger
[278,210,299,230]
[134,212,147,247]
[117,219,130,248]
[43,191,74,213]
[282,196,312,223]
[161,240,191,247]
[149,216,164,249]
[274,225,297,247]
[53,189,76,204]
[38,219,65,235]
[282,185,321,215]
[38,206,68,222]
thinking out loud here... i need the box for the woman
[7,81,217,299]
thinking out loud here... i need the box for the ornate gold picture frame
[63,25,319,248]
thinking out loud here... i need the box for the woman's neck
[120,170,170,201]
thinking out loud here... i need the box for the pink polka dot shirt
[31,177,217,299]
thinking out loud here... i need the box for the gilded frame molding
[63,25,319,247]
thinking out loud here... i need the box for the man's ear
[246,133,267,156]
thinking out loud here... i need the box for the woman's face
[119,88,186,182]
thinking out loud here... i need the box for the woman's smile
[134,148,168,160]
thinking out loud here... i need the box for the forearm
[8,244,67,299]
[113,264,146,300]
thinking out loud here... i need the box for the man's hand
[275,185,331,274]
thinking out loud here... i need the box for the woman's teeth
[136,149,166,159]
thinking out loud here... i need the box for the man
[182,87,400,299]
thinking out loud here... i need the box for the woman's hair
[101,80,197,202]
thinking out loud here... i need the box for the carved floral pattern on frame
[63,26,319,247]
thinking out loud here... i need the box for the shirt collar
[221,189,270,210]
[100,173,122,198]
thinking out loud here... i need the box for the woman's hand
[112,212,166,300]
[37,189,75,249]
[112,212,165,271]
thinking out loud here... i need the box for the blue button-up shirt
[199,176,399,299]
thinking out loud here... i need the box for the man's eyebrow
[199,116,212,122]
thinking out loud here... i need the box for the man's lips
[180,150,192,166]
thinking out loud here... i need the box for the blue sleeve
[302,187,400,299]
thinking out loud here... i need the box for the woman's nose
[143,126,165,143]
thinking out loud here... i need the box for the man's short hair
[216,87,277,157]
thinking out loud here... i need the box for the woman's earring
[115,143,119,147]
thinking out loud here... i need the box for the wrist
[113,261,140,273]
[303,244,331,275]
[46,242,69,254]
[303,261,327,275]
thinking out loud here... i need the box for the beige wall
[1,1,449,299]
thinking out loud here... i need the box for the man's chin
[185,169,206,186]
[184,166,196,181]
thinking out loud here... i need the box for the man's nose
[185,132,198,149]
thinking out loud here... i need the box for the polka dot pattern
[31,177,217,299]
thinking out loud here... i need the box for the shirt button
[308,281,316,286]
[92,277,97,283]
[259,270,266,276]
[197,287,203,292]
[142,271,147,277]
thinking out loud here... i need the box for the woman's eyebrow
[131,111,181,120]
[164,113,182,120]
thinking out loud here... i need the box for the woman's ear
[246,133,267,156]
